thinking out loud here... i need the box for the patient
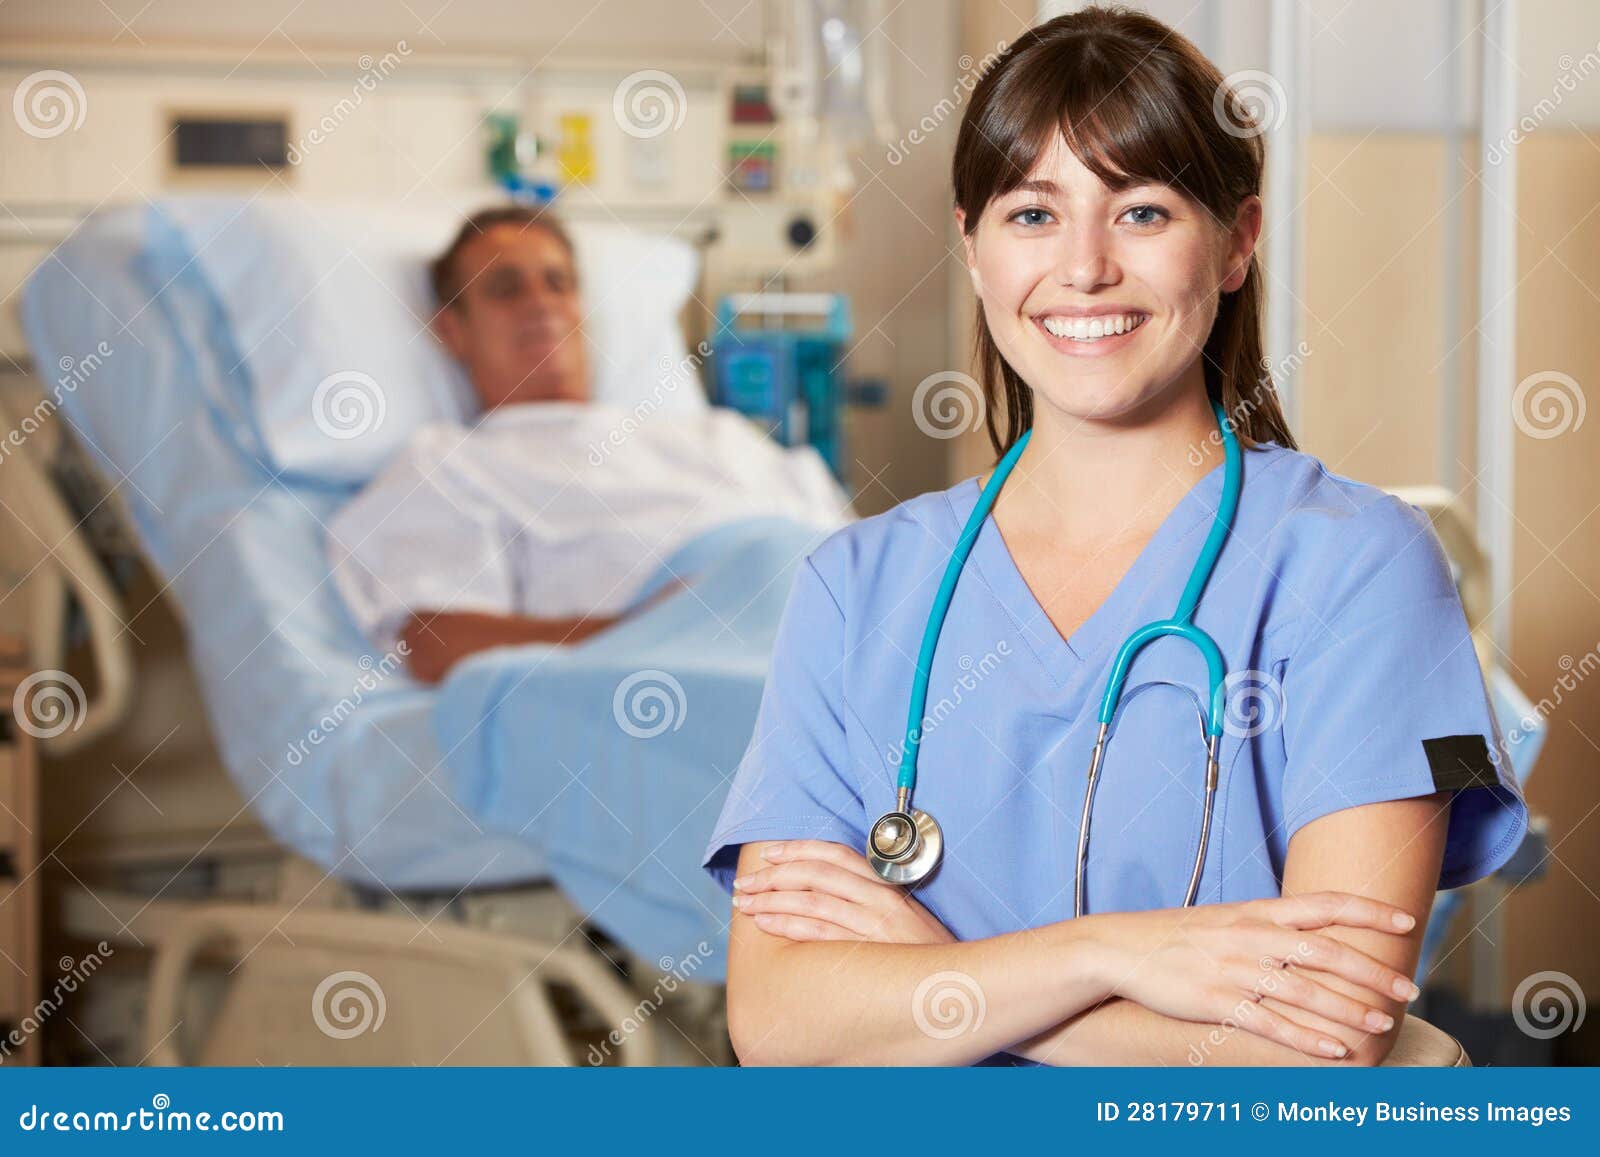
[327,206,851,683]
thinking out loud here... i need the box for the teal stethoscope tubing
[894,400,1242,915]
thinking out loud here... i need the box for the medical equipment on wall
[867,401,1242,910]
[727,83,778,194]
[485,112,557,205]
[711,292,856,481]
[556,112,597,184]
[769,0,895,196]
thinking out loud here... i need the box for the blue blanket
[434,516,835,979]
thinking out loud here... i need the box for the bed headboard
[0,38,835,367]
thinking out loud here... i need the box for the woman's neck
[991,380,1225,553]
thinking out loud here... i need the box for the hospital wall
[1297,128,1600,1065]
[952,0,1600,1062]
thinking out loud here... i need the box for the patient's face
[435,223,590,409]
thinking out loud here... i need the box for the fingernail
[1366,1011,1394,1032]
[731,894,748,909]
[761,844,785,860]
[1391,912,1416,930]
[1393,978,1421,1000]
[1319,1039,1347,1058]
[732,876,749,890]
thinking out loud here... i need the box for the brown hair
[952,4,1296,457]
[428,206,577,309]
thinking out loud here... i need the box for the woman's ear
[954,207,982,295]
[1220,194,1263,293]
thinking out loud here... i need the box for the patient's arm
[399,610,623,683]
[1011,791,1449,1066]
[400,577,692,683]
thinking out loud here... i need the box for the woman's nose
[1051,222,1118,289]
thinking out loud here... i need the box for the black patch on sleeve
[1421,734,1498,791]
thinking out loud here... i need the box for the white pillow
[148,195,705,484]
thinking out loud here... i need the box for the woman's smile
[1031,309,1152,357]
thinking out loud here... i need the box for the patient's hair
[428,206,577,309]
[952,4,1297,456]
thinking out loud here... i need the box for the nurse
[701,6,1527,1066]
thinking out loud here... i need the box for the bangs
[956,26,1249,227]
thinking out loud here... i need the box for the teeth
[1040,312,1147,341]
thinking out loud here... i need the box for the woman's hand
[731,842,1418,1061]
[731,840,954,945]
[1091,893,1422,1060]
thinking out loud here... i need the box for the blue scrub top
[702,441,1527,948]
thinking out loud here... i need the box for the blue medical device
[711,293,852,481]
[866,400,1243,915]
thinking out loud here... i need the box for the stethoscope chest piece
[866,807,943,885]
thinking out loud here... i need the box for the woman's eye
[1123,204,1171,227]
[1008,207,1054,227]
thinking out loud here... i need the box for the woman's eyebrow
[1003,177,1172,199]
[1007,178,1061,197]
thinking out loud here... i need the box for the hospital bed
[10,196,1533,1068]
[12,195,794,1063]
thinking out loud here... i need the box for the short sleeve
[1280,496,1528,890]
[700,553,868,893]
[327,438,516,651]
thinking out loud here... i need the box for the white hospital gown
[327,402,854,649]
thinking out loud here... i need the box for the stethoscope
[865,400,1242,918]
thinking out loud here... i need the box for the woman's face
[959,134,1259,426]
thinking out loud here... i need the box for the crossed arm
[724,791,1449,1066]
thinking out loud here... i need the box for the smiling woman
[700,3,1526,1068]
[951,10,1295,459]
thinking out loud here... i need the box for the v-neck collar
[944,454,1233,685]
